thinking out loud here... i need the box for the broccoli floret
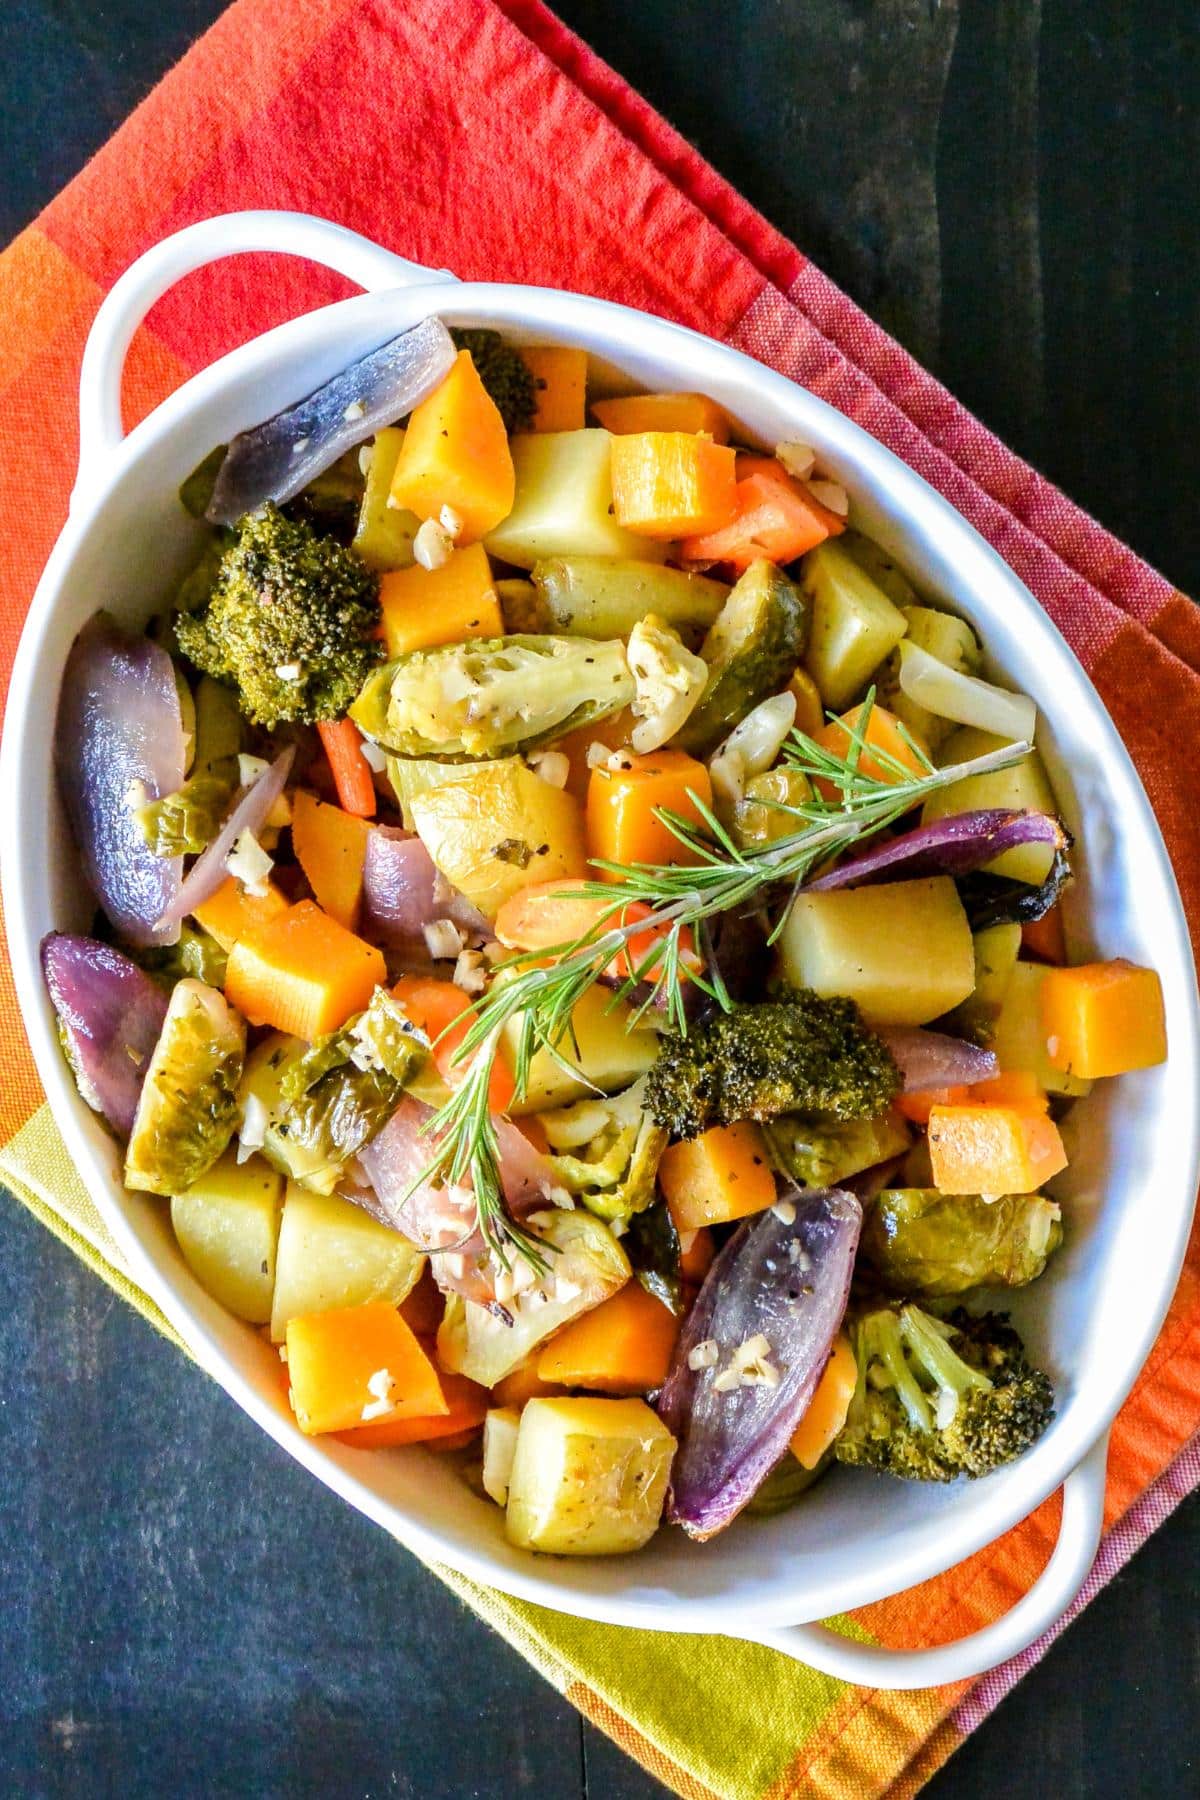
[450,328,536,434]
[643,992,900,1139]
[833,1303,1054,1482]
[174,504,382,729]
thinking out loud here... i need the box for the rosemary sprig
[412,696,1028,1272]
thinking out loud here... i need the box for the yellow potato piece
[505,1397,676,1555]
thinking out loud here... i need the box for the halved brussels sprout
[677,560,810,754]
[540,1078,667,1225]
[125,980,245,1195]
[860,1187,1062,1296]
[763,1110,910,1188]
[239,992,427,1196]
[136,676,243,858]
[351,634,635,759]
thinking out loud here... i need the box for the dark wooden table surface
[2,3,1198,1795]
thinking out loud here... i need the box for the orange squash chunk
[193,876,288,951]
[586,747,713,876]
[290,790,371,931]
[790,1333,857,1470]
[536,1282,679,1394]
[659,1121,776,1232]
[286,1302,447,1436]
[812,702,927,799]
[551,707,638,799]
[927,1104,1068,1195]
[1039,959,1167,1079]
[520,346,589,432]
[335,1371,487,1447]
[225,900,385,1039]
[592,391,730,442]
[389,349,515,541]
[493,1361,568,1409]
[609,431,738,538]
[377,542,503,657]
[678,1226,716,1286]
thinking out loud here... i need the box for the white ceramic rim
[3,212,1197,1688]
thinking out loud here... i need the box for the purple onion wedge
[356,1095,557,1304]
[877,1027,998,1093]
[360,826,487,958]
[805,808,1066,892]
[55,615,186,946]
[158,745,294,928]
[41,933,168,1137]
[658,1187,862,1538]
[206,317,456,525]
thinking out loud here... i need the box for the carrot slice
[391,973,516,1112]
[316,718,376,818]
[680,455,844,571]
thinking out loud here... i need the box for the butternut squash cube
[389,350,515,541]
[658,1121,775,1231]
[378,542,503,658]
[1039,958,1166,1079]
[927,1103,1068,1195]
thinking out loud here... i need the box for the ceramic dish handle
[743,1432,1110,1690]
[74,209,456,507]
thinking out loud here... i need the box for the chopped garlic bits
[226,828,274,897]
[627,613,708,754]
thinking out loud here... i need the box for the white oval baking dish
[4,211,1197,1690]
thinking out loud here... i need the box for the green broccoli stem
[899,1305,992,1411]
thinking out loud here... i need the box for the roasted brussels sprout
[350,633,635,759]
[240,991,427,1194]
[677,559,810,754]
[762,1109,910,1188]
[860,1188,1062,1296]
[540,1078,668,1225]
[135,676,243,859]
[124,979,245,1195]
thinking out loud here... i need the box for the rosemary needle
[410,696,1028,1271]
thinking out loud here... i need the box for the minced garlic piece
[361,1368,395,1423]
[414,516,454,570]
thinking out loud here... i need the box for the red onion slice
[658,1187,862,1539]
[158,745,294,928]
[878,1027,998,1092]
[360,826,488,957]
[206,317,456,525]
[357,1096,556,1302]
[41,933,168,1137]
[805,808,1066,892]
[55,615,187,946]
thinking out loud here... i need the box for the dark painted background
[1,3,1197,1795]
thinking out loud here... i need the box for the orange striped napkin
[2,3,1198,1795]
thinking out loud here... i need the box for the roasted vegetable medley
[45,319,1169,1554]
